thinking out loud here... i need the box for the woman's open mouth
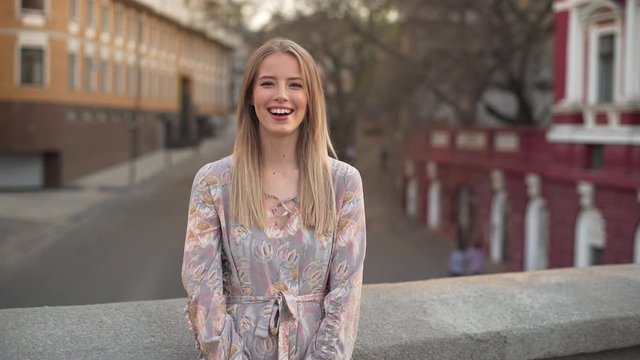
[268,107,293,120]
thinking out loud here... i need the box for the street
[0,130,455,309]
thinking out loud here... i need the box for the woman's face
[252,52,308,139]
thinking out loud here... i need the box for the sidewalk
[0,125,236,270]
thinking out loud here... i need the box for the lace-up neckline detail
[265,194,299,231]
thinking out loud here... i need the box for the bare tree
[339,0,554,126]
[479,0,554,125]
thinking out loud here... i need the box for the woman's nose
[274,84,288,101]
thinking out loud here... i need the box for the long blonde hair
[231,37,337,235]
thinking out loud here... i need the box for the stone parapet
[1,265,639,359]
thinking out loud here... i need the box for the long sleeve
[181,166,248,360]
[305,166,366,360]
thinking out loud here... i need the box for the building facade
[0,0,234,188]
[402,0,640,271]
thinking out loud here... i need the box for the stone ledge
[1,264,639,359]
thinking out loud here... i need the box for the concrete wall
[1,264,639,359]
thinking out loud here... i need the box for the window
[115,6,122,36]
[86,0,95,28]
[68,52,78,90]
[101,1,109,33]
[22,0,44,12]
[587,144,604,170]
[597,33,615,104]
[127,64,136,96]
[98,59,108,92]
[113,63,122,95]
[84,56,96,91]
[128,12,137,41]
[70,0,78,20]
[590,247,604,265]
[20,47,45,85]
[148,19,154,48]
[139,66,144,97]
[138,14,145,43]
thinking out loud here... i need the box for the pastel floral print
[182,156,366,359]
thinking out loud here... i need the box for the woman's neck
[260,131,299,172]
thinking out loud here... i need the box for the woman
[181,37,366,360]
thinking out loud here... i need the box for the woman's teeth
[270,108,292,115]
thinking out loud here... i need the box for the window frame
[86,0,95,29]
[84,55,96,91]
[68,51,79,90]
[98,58,109,93]
[16,32,48,86]
[113,62,122,95]
[588,24,621,106]
[20,0,45,13]
[114,4,122,37]
[101,0,110,34]
[69,0,78,21]
[19,45,46,86]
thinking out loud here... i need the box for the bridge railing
[1,264,639,359]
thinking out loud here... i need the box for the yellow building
[0,0,235,188]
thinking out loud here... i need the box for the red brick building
[402,0,640,271]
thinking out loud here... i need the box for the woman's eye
[260,81,274,87]
[290,82,303,88]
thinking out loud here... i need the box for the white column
[624,0,640,101]
[565,6,584,105]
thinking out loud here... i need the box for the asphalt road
[0,153,222,308]
[0,131,457,309]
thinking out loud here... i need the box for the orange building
[0,0,235,188]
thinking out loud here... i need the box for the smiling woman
[252,52,307,138]
[181,38,367,360]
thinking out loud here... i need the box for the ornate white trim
[547,125,640,144]
[624,0,640,101]
[526,173,541,199]
[491,169,505,192]
[577,181,594,208]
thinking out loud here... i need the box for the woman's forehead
[256,52,302,78]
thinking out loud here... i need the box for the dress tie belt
[228,291,324,359]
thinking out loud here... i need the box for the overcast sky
[243,0,301,30]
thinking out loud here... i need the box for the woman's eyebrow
[257,75,303,81]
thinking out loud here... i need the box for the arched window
[524,199,549,271]
[427,181,441,230]
[490,191,508,262]
[574,209,606,267]
[454,186,475,247]
[580,1,624,124]
[406,178,418,218]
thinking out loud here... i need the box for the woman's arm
[305,166,367,360]
[182,165,248,360]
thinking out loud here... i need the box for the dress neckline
[265,193,299,204]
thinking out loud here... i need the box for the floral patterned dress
[182,156,366,360]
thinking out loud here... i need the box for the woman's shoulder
[193,155,232,184]
[328,157,362,186]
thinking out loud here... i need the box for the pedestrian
[181,37,366,360]
[467,235,486,275]
[449,243,467,277]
